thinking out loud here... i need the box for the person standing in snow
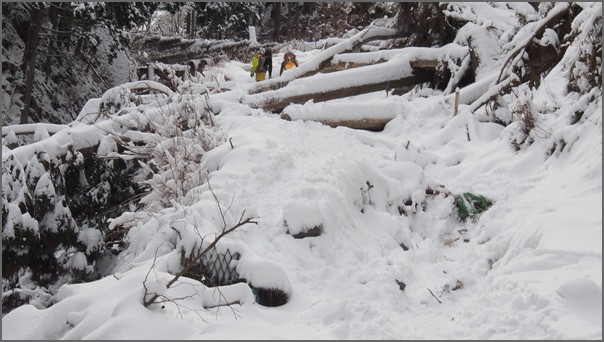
[250,49,266,81]
[263,48,273,79]
[279,51,298,76]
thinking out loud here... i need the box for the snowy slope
[3,62,601,341]
[2,2,601,340]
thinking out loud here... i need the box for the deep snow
[2,2,602,340]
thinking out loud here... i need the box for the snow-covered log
[249,68,432,113]
[3,81,177,166]
[247,25,399,94]
[2,123,68,137]
[242,43,470,113]
[281,101,407,131]
[331,43,469,66]
[322,59,440,73]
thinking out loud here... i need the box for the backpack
[251,54,260,73]
[284,60,296,70]
[257,56,266,72]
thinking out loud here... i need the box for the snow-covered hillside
[2,2,601,340]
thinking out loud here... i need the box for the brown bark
[273,2,281,41]
[281,113,394,132]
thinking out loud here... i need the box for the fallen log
[247,25,399,95]
[322,59,439,73]
[2,123,68,137]
[280,101,410,131]
[255,67,434,113]
[132,35,250,65]
[281,113,393,131]
[298,32,400,79]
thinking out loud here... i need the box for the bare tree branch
[143,191,257,308]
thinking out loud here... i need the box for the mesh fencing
[182,246,290,307]
[184,248,241,287]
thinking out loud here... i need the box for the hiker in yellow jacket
[250,50,266,81]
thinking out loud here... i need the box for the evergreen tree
[2,143,141,314]
[70,2,160,63]
[195,2,264,40]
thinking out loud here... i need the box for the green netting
[455,192,492,221]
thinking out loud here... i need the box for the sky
[2,2,602,340]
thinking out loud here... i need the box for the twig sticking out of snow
[426,288,443,304]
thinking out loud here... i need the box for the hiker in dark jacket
[263,48,273,79]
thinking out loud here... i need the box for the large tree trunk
[186,11,192,36]
[273,2,281,41]
[21,5,44,124]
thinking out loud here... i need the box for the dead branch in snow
[426,288,443,304]
[495,3,571,85]
[470,3,574,112]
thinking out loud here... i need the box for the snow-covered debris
[2,2,601,340]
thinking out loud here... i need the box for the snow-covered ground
[2,2,601,340]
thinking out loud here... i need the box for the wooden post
[454,88,460,116]
[148,63,155,80]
